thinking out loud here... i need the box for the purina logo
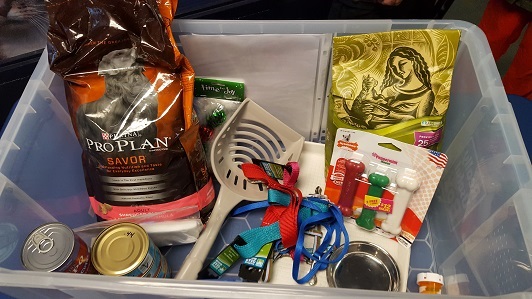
[102,132,141,140]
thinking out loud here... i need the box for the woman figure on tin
[344,46,435,129]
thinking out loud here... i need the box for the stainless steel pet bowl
[326,241,400,291]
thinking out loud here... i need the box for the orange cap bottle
[417,272,444,294]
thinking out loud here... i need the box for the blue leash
[232,193,349,284]
[292,197,349,284]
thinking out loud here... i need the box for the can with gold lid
[91,222,171,278]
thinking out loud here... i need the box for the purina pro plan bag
[45,0,215,221]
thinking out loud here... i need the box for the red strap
[262,205,284,226]
[280,192,301,247]
[241,163,302,248]
[283,162,300,188]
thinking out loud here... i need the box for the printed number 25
[417,139,429,147]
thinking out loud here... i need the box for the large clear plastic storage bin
[0,20,530,298]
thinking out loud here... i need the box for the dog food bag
[325,30,461,171]
[45,0,215,221]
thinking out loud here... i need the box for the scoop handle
[175,187,240,280]
[337,160,365,217]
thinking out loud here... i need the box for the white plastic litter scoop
[175,98,305,280]
[381,168,420,235]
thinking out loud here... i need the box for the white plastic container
[0,20,530,298]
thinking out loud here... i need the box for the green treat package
[325,29,461,173]
[194,77,245,102]
[193,77,245,172]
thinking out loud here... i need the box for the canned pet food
[91,222,171,278]
[21,222,96,274]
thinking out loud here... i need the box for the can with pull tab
[21,222,96,274]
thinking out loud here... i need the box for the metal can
[21,222,96,274]
[91,222,171,278]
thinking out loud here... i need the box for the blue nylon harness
[232,189,349,284]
